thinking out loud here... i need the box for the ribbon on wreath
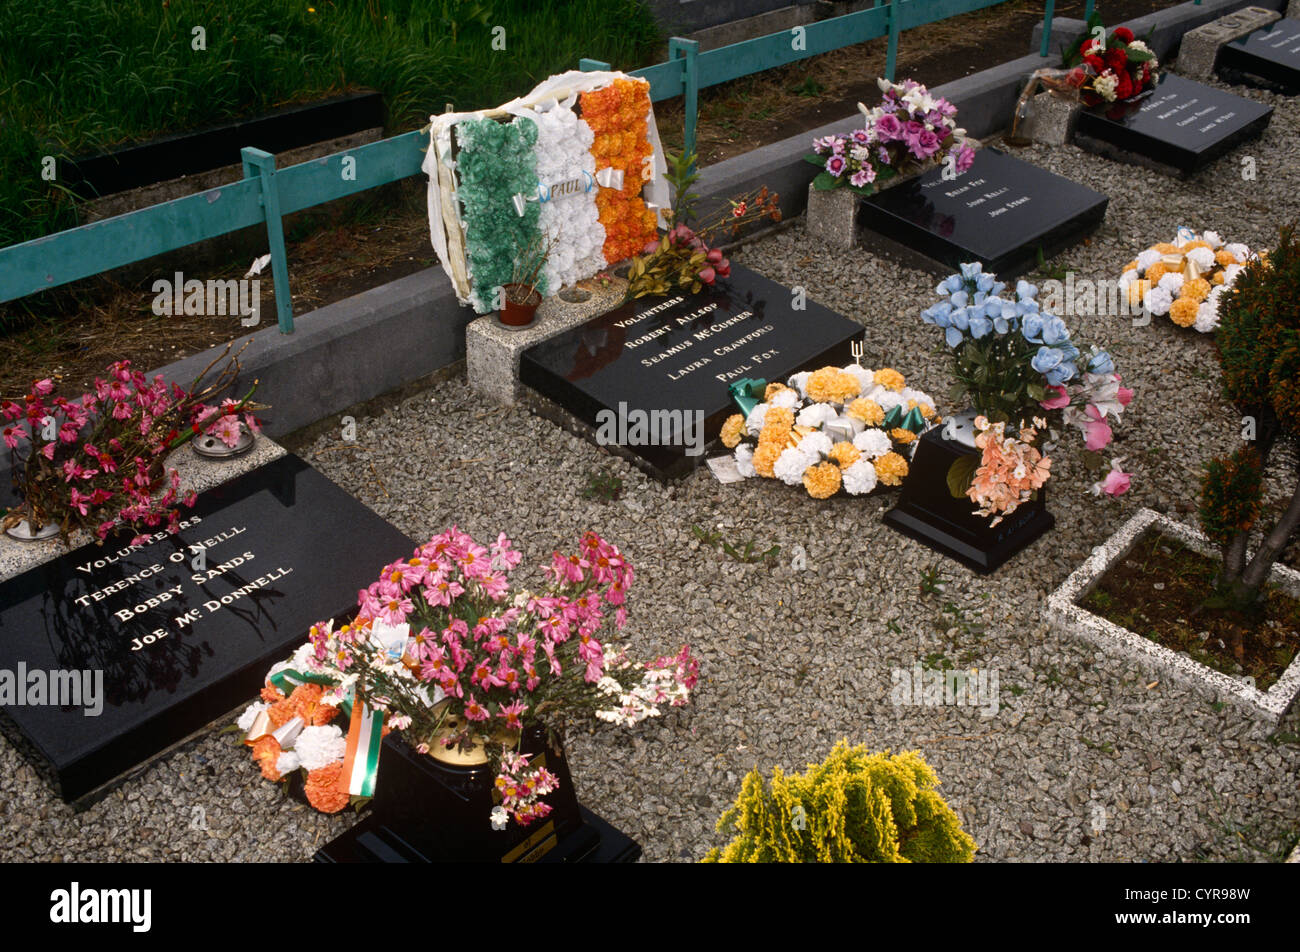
[246,620,411,799]
[883,404,927,435]
[339,700,384,798]
[246,667,383,798]
[728,378,767,417]
[512,167,625,216]
[511,180,552,216]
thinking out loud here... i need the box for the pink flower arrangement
[807,78,974,195]
[967,416,1052,525]
[1,350,257,543]
[1049,369,1134,496]
[267,528,699,827]
[193,397,262,448]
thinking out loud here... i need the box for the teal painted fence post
[668,37,700,160]
[1041,0,1056,57]
[886,0,900,81]
[579,57,610,71]
[240,147,294,334]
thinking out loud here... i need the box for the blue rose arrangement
[920,262,1135,509]
[921,262,1115,419]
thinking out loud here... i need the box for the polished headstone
[1217,18,1300,94]
[1073,73,1273,175]
[519,264,860,478]
[0,453,413,803]
[857,148,1108,279]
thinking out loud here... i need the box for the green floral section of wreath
[456,116,544,312]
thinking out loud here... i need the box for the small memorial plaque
[1073,73,1272,176]
[857,148,1108,278]
[1217,18,1300,94]
[519,264,860,478]
[0,454,413,803]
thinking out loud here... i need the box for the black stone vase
[312,724,641,863]
[882,414,1055,574]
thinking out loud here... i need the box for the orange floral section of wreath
[581,77,658,264]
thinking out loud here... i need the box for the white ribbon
[594,167,624,190]
[272,716,305,748]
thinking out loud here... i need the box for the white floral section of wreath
[530,105,607,293]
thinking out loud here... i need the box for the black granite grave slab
[857,148,1108,279]
[0,453,413,804]
[519,264,860,479]
[1073,73,1273,176]
[883,426,1054,574]
[1217,18,1300,95]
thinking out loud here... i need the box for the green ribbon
[883,405,926,434]
[268,667,354,718]
[268,665,382,797]
[729,378,767,417]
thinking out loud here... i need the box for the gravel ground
[4,78,1300,863]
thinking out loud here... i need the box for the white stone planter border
[1045,507,1300,724]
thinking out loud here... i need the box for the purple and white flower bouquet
[806,78,974,196]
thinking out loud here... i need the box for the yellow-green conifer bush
[703,741,976,863]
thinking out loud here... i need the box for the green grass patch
[0,0,660,251]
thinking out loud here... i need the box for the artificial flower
[873,451,909,486]
[803,462,842,499]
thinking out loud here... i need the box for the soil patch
[1081,530,1300,691]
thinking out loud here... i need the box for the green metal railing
[0,132,428,334]
[0,1,1109,333]
[585,0,1019,157]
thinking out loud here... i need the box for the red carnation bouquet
[1062,16,1158,106]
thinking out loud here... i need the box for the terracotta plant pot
[500,283,542,327]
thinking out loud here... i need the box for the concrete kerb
[4,0,1288,509]
[1177,6,1283,81]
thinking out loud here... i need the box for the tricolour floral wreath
[425,71,668,313]
[721,364,938,499]
[1119,229,1254,333]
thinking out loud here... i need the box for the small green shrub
[703,741,977,863]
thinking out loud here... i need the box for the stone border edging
[1044,507,1300,724]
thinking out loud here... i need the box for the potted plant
[239,527,698,833]
[1,345,260,544]
[703,741,977,863]
[498,234,554,328]
[884,263,1134,572]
